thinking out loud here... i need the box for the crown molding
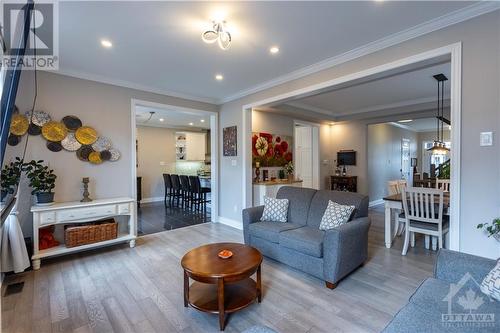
[48,69,218,105]
[219,2,500,104]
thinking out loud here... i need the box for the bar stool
[179,175,191,208]
[163,174,173,207]
[170,174,182,207]
[189,176,211,211]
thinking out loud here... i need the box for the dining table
[382,192,450,248]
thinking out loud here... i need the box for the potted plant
[284,161,294,181]
[0,157,23,202]
[23,160,57,204]
[477,218,500,242]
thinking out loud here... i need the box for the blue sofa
[383,249,499,333]
[242,186,370,289]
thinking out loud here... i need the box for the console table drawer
[118,203,130,214]
[57,205,117,222]
[39,212,56,225]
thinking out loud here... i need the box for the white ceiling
[391,118,450,132]
[57,1,478,103]
[286,62,451,117]
[135,105,210,129]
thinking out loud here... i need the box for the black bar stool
[189,176,211,211]
[179,175,191,208]
[170,174,182,207]
[162,174,173,207]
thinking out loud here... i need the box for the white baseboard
[140,196,163,204]
[369,199,384,207]
[217,216,243,230]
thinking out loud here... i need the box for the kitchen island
[252,179,303,206]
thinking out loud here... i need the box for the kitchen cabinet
[176,132,206,161]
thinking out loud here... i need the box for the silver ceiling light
[427,73,449,156]
[202,21,231,50]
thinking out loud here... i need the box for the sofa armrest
[434,249,496,284]
[323,217,371,284]
[242,206,264,244]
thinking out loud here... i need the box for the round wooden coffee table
[181,242,263,331]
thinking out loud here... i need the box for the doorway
[130,99,218,235]
[294,121,320,189]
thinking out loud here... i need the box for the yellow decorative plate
[75,126,98,145]
[88,151,103,164]
[10,114,29,136]
[42,121,68,142]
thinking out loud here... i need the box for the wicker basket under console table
[31,197,137,270]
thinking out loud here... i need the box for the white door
[294,126,313,188]
[401,138,410,180]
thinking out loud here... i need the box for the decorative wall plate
[28,123,42,135]
[76,145,94,161]
[108,148,121,161]
[61,133,82,151]
[100,150,112,161]
[75,126,98,145]
[88,151,103,164]
[62,115,83,131]
[27,110,51,126]
[91,136,112,152]
[42,121,68,142]
[10,114,29,135]
[46,141,63,152]
[7,134,20,146]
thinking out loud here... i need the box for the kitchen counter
[253,179,303,186]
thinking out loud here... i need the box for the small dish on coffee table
[218,249,233,259]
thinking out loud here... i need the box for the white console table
[31,197,136,270]
[253,180,303,206]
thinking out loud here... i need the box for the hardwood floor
[1,207,436,333]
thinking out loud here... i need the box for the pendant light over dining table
[428,73,450,155]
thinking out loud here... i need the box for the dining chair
[387,180,407,237]
[170,174,182,207]
[401,186,448,256]
[162,174,173,207]
[435,178,450,192]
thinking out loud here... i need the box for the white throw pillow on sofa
[481,259,500,301]
[260,196,289,223]
[319,200,355,231]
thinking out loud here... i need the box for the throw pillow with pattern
[260,196,289,223]
[480,259,500,301]
[319,200,355,231]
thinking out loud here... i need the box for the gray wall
[219,11,500,258]
[367,123,418,203]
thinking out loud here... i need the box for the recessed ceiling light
[215,74,224,81]
[200,119,205,123]
[159,118,164,122]
[269,46,279,54]
[100,39,113,48]
[189,122,194,126]
[398,119,413,123]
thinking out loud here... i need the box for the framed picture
[252,132,293,167]
[223,126,237,156]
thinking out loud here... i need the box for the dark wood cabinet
[330,176,357,193]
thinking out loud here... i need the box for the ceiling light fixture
[100,39,113,48]
[428,73,450,156]
[200,119,205,123]
[202,21,231,50]
[159,118,164,122]
[189,122,194,126]
[398,119,413,123]
[269,46,279,54]
[215,74,224,81]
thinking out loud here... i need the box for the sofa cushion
[248,222,302,243]
[276,186,317,226]
[279,226,325,258]
[306,190,369,228]
[260,196,289,223]
[481,259,500,301]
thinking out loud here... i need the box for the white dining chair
[387,180,408,237]
[401,187,448,256]
[435,178,450,192]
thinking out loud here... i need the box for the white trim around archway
[241,42,462,251]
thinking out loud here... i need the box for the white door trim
[294,120,321,190]
[130,98,219,222]
[241,42,462,251]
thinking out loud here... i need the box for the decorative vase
[36,192,54,204]
[287,173,294,181]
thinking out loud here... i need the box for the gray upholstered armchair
[242,186,370,289]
